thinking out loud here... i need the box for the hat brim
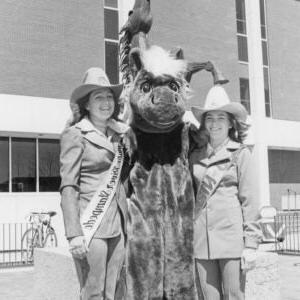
[71,83,123,104]
[191,102,248,122]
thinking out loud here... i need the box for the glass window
[237,35,248,62]
[104,0,118,8]
[236,0,246,21]
[269,150,300,183]
[262,40,268,66]
[0,137,9,192]
[39,139,60,192]
[104,9,119,40]
[260,0,267,39]
[263,67,271,117]
[236,0,247,34]
[11,138,36,192]
[105,41,119,84]
[237,20,247,35]
[260,0,266,25]
[239,78,251,113]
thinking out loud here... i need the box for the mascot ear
[169,47,184,60]
[129,48,144,75]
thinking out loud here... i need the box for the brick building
[0,0,300,244]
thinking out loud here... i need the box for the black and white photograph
[0,0,300,299]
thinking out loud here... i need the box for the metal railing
[0,223,33,267]
[275,211,300,255]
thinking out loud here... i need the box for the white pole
[245,0,271,207]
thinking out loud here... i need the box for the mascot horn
[119,1,228,299]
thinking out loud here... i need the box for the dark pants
[73,232,125,300]
[195,258,245,300]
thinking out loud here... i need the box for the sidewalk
[0,254,300,299]
[279,254,300,300]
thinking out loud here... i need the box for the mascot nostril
[150,94,155,105]
[175,95,178,103]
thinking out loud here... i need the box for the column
[245,0,271,207]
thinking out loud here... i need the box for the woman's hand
[69,236,89,259]
[241,248,257,272]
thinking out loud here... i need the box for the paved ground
[0,254,300,299]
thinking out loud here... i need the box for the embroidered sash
[80,143,124,246]
[195,146,244,214]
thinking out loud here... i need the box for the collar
[75,117,129,135]
[75,118,117,153]
[207,138,230,157]
[202,139,241,166]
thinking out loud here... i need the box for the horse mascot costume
[119,1,228,299]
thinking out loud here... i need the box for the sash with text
[81,143,124,246]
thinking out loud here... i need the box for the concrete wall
[0,0,105,99]
[267,0,300,121]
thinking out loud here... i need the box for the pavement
[0,254,300,300]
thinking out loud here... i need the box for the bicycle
[21,211,58,262]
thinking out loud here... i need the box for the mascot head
[128,45,190,133]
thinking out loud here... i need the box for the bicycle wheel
[21,228,38,262]
[43,230,58,248]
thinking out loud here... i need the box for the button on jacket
[60,118,128,240]
[190,140,262,259]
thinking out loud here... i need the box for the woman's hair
[69,89,121,126]
[197,111,250,145]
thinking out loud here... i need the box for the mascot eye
[169,81,180,92]
[141,82,152,93]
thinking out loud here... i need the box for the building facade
[0,0,300,245]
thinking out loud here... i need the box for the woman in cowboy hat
[60,67,129,300]
[189,85,262,300]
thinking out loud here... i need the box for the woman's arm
[60,127,84,239]
[237,147,262,249]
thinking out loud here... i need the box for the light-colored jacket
[60,118,128,240]
[190,140,262,259]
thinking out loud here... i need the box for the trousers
[195,258,245,300]
[73,232,125,300]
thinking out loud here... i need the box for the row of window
[0,137,60,193]
[235,0,271,117]
[104,0,119,84]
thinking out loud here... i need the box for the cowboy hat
[191,85,247,122]
[70,67,123,105]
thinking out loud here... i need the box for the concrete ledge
[33,247,79,300]
[246,251,280,300]
[32,248,280,300]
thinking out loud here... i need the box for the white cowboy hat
[191,85,248,122]
[70,67,123,105]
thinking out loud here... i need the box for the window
[264,67,271,117]
[239,78,251,113]
[260,0,266,39]
[104,1,119,84]
[11,138,36,192]
[236,0,248,63]
[104,9,119,40]
[269,150,300,183]
[260,0,271,117]
[262,40,268,66]
[105,41,119,84]
[237,36,248,62]
[236,0,247,34]
[39,139,60,192]
[104,0,118,8]
[0,137,60,193]
[0,137,9,192]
